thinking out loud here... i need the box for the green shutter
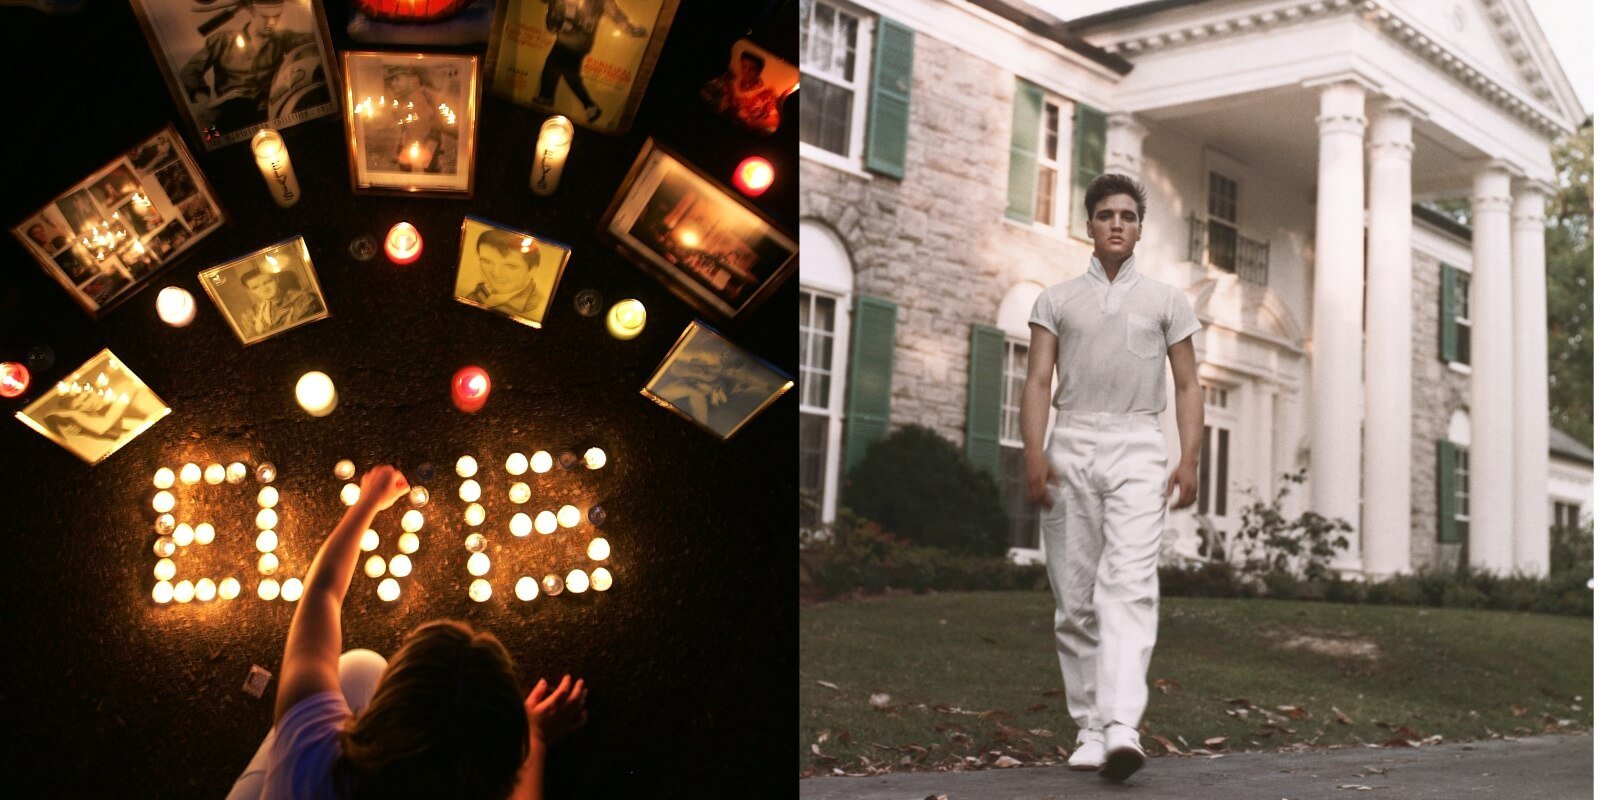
[1439,263,1458,363]
[1437,439,1459,543]
[844,295,898,474]
[1006,80,1043,223]
[1069,103,1107,234]
[865,18,914,179]
[966,325,1006,477]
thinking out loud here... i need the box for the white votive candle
[157,286,196,327]
[296,371,337,417]
[530,115,573,196]
[252,128,301,208]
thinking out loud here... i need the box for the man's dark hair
[738,51,766,71]
[476,228,540,268]
[240,266,270,286]
[1084,173,1148,223]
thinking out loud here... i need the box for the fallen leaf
[816,731,830,743]
[1331,707,1353,725]
[1225,708,1250,719]
[1226,697,1255,707]
[869,693,893,709]
[1363,766,1389,775]
[1155,678,1181,694]
[811,744,837,761]
[994,755,1022,768]
[1204,736,1229,748]
[901,744,929,756]
[839,730,852,744]
[1260,723,1297,736]
[1028,728,1054,738]
[1041,688,1065,697]
[976,709,1009,720]
[816,680,841,692]
[1055,745,1071,758]
[1338,785,1374,791]
[1510,704,1528,717]
[1149,734,1185,755]
[1023,703,1049,714]
[1278,705,1309,719]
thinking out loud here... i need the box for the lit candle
[258,486,279,508]
[174,580,195,603]
[385,222,422,265]
[153,537,176,558]
[258,553,279,575]
[451,366,491,413]
[469,578,493,602]
[357,529,380,552]
[196,578,217,602]
[591,567,613,592]
[194,522,215,545]
[505,453,528,475]
[152,490,175,514]
[733,156,775,197]
[464,503,486,527]
[459,480,481,502]
[557,504,580,528]
[377,577,401,602]
[153,467,175,489]
[467,552,491,576]
[388,554,413,578]
[155,515,176,535]
[172,524,194,547]
[156,286,196,327]
[296,371,337,417]
[510,513,532,537]
[227,462,248,484]
[530,115,574,196]
[205,463,225,484]
[456,456,478,478]
[565,569,589,594]
[255,462,277,483]
[364,555,387,579]
[409,486,430,506]
[154,558,176,582]
[342,483,362,507]
[401,509,425,532]
[219,577,241,600]
[515,576,539,601]
[334,459,356,480]
[251,127,300,208]
[508,482,531,504]
[534,511,557,535]
[465,533,487,553]
[180,463,202,484]
[397,532,419,554]
[606,299,646,340]
[583,447,606,470]
[587,537,609,561]
[256,508,278,530]
[540,574,563,596]
[281,577,304,602]
[258,578,281,601]
[256,530,278,553]
[531,451,553,473]
[152,580,174,604]
[0,362,29,398]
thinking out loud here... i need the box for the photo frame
[15,349,172,466]
[454,216,573,329]
[11,125,226,319]
[198,236,331,346]
[642,321,793,440]
[342,51,481,197]
[485,0,679,135]
[130,0,341,150]
[600,139,797,322]
[699,39,798,135]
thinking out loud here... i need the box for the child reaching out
[226,465,587,800]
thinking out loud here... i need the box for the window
[1197,383,1232,517]
[1207,172,1238,274]
[998,339,1039,549]
[1454,271,1472,365]
[799,290,839,527]
[1034,100,1068,226]
[1455,448,1470,543]
[801,0,870,161]
[1554,501,1582,531]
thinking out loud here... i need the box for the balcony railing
[1188,214,1269,287]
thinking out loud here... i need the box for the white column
[1310,81,1368,573]
[1360,100,1421,577]
[1469,162,1516,573]
[1105,112,1149,179]
[1511,180,1553,576]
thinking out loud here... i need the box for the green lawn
[800,592,1592,775]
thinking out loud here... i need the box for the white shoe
[1098,723,1145,782]
[1067,728,1104,770]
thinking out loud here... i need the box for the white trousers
[1041,411,1168,731]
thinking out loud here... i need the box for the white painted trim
[802,1,875,170]
[799,286,853,527]
[1447,360,1472,375]
[801,143,877,180]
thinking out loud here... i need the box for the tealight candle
[588,505,607,526]
[281,578,304,602]
[401,509,425,532]
[334,459,355,480]
[531,451,553,474]
[565,569,589,593]
[296,371,337,417]
[388,554,413,578]
[153,537,176,558]
[605,299,646,340]
[591,567,613,591]
[360,529,380,552]
[534,511,557,535]
[258,486,279,508]
[508,482,531,504]
[155,514,176,536]
[583,447,606,470]
[173,524,194,547]
[194,522,215,545]
[451,366,491,414]
[397,532,419,554]
[510,513,532,537]
[464,503,485,527]
[515,576,539,601]
[733,156,775,197]
[364,555,386,578]
[152,580,174,604]
[174,580,195,603]
[256,530,278,553]
[219,577,241,600]
[180,463,202,485]
[459,480,481,503]
[258,553,279,575]
[256,508,278,530]
[341,483,361,507]
[255,462,277,483]
[385,222,422,265]
[540,574,563,596]
[153,467,175,489]
[195,578,217,602]
[377,578,401,602]
[530,115,574,196]
[467,552,491,576]
[155,286,197,327]
[205,463,225,485]
[587,537,609,561]
[251,128,300,208]
[227,462,248,484]
[558,451,578,470]
[456,456,478,478]
[469,578,493,602]
[258,578,281,601]
[152,490,175,513]
[409,486,430,506]
[0,362,29,398]
[557,504,580,528]
[465,533,487,553]
[154,558,176,582]
[506,453,528,475]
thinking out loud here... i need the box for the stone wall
[1409,246,1472,571]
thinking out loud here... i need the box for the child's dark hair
[1084,173,1148,223]
[338,620,528,800]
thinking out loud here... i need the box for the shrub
[799,510,1046,600]
[841,425,1008,555]
[1158,562,1252,598]
[1231,468,1352,581]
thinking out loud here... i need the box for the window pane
[1035,165,1056,224]
[816,295,836,333]
[1001,447,1041,549]
[800,412,829,526]
[1199,424,1212,515]
[1209,221,1237,272]
[800,0,814,65]
[1216,428,1229,516]
[800,76,853,155]
[840,13,858,81]
[1043,103,1060,160]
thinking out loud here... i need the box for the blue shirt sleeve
[263,691,352,800]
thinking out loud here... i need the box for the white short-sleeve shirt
[1028,254,1202,414]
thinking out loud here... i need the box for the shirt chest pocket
[1125,313,1165,359]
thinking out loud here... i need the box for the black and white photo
[454,216,571,329]
[199,236,330,345]
[342,51,480,196]
[15,349,171,465]
[642,321,793,440]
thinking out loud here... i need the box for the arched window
[799,220,853,526]
[995,282,1047,559]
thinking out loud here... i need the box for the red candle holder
[452,366,490,413]
[733,156,774,197]
[0,362,28,398]
[385,222,422,265]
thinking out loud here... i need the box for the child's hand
[525,674,587,747]
[357,465,410,512]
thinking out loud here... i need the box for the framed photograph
[15,349,172,465]
[699,39,798,135]
[485,0,679,135]
[11,125,225,319]
[130,0,341,150]
[454,216,572,329]
[198,236,330,345]
[601,139,797,322]
[642,321,793,440]
[342,51,481,197]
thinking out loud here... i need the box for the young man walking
[1022,173,1203,782]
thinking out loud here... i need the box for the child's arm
[274,466,410,723]
[511,675,588,800]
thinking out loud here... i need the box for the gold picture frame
[454,216,573,329]
[197,236,331,346]
[641,321,793,440]
[15,349,172,465]
[341,51,481,197]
